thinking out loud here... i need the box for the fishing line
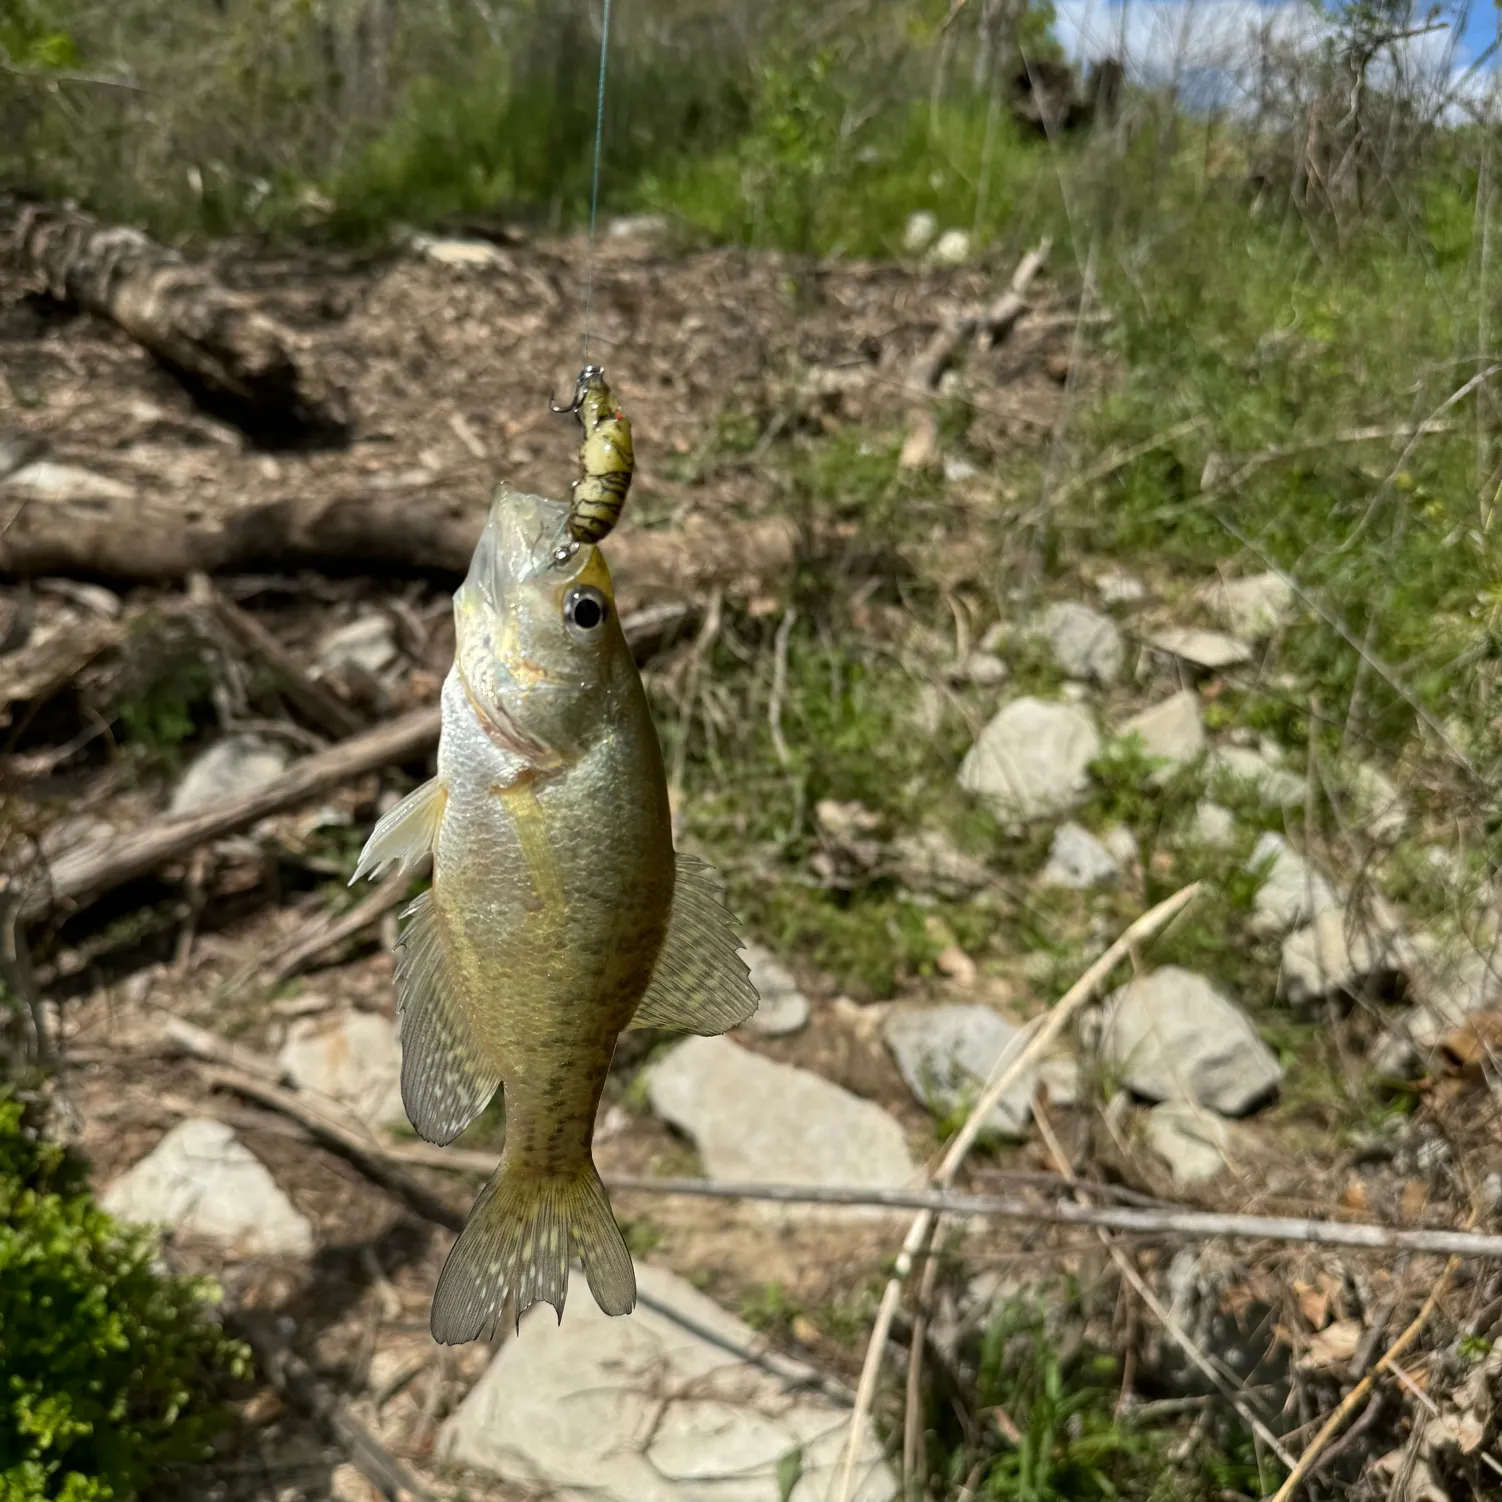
[580,0,614,363]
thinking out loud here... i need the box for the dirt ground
[5,220,1502,1501]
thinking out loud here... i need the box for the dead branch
[263,864,414,984]
[166,1022,1502,1262]
[200,1064,466,1232]
[190,573,363,740]
[15,594,690,924]
[5,204,349,438]
[0,477,799,603]
[16,705,440,923]
[228,1309,433,1502]
[908,238,1052,394]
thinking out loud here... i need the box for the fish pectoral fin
[430,1159,636,1342]
[349,777,448,885]
[627,854,760,1036]
[393,890,501,1146]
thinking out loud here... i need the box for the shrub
[0,1092,249,1501]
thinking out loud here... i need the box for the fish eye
[563,585,610,640]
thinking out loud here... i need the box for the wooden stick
[17,706,441,922]
[228,1309,433,1502]
[190,573,363,740]
[977,238,1053,349]
[828,881,1202,1502]
[264,865,415,984]
[165,1022,1502,1262]
[909,238,1052,392]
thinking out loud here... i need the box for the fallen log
[0,478,800,604]
[5,204,349,440]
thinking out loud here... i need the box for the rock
[1040,822,1119,890]
[1120,690,1205,773]
[889,829,993,898]
[1192,801,1236,847]
[930,228,972,265]
[1103,827,1140,871]
[1101,966,1282,1115]
[943,453,982,484]
[884,1005,1039,1137]
[1207,744,1306,807]
[410,232,507,268]
[2,460,134,503]
[1145,1102,1231,1185]
[277,1010,406,1132]
[957,649,1008,685]
[1036,601,1124,684]
[646,1036,914,1193]
[903,210,938,255]
[1198,572,1295,640]
[958,697,1101,822]
[440,1261,896,1502]
[101,1118,313,1256]
[313,614,397,678]
[1095,569,1146,605]
[738,944,810,1037]
[607,212,668,239]
[1280,906,1411,1006]
[168,734,290,817]
[1248,832,1338,934]
[1148,627,1253,671]
[1350,762,1408,841]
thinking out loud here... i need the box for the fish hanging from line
[549,363,635,563]
[349,481,759,1342]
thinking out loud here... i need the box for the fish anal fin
[627,853,760,1035]
[393,889,500,1146]
[429,1159,635,1343]
[350,777,447,885]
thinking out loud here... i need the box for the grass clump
[0,1092,249,1501]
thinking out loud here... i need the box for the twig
[908,239,1052,392]
[228,1309,432,1502]
[16,705,441,922]
[263,864,415,984]
[163,1015,291,1085]
[190,573,363,741]
[1266,1256,1460,1502]
[768,606,798,767]
[199,1065,466,1231]
[162,1030,1502,1261]
[1033,1099,1297,1471]
[978,238,1053,349]
[829,881,1202,1502]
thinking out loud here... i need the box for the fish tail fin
[430,1157,636,1344]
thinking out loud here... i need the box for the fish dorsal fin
[627,854,760,1035]
[393,889,501,1145]
[349,777,448,885]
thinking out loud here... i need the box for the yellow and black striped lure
[550,364,635,565]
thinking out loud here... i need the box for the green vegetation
[0,1093,249,1501]
[927,1293,1272,1500]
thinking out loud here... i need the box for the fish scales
[350,484,759,1341]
